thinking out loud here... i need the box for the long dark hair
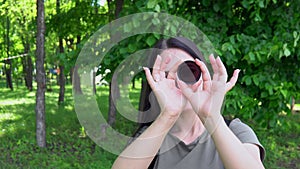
[137,37,207,128]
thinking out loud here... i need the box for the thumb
[177,79,194,100]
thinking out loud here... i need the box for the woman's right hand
[143,55,187,118]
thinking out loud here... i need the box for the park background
[0,0,299,168]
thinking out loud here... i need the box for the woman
[112,37,265,169]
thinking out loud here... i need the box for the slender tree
[35,0,46,148]
[107,0,124,126]
[57,0,65,104]
[4,8,13,91]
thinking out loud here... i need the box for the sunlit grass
[0,80,143,168]
[0,98,35,106]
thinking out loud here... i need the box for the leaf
[284,48,291,56]
[261,91,268,98]
[120,47,128,54]
[147,0,157,9]
[124,23,132,33]
[152,17,160,25]
[252,75,259,86]
[221,42,231,51]
[170,25,177,35]
[213,4,220,12]
[146,36,156,46]
[249,52,255,61]
[202,0,210,7]
[293,31,298,38]
[280,90,288,98]
[258,0,264,8]
[154,4,160,12]
[133,18,140,27]
[243,75,252,85]
[241,0,250,9]
[128,44,137,53]
[104,58,111,65]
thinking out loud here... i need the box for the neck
[170,110,205,144]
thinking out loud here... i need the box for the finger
[177,79,194,100]
[152,55,162,81]
[191,79,202,92]
[209,54,219,81]
[226,69,240,92]
[195,59,212,91]
[167,59,184,80]
[216,56,228,82]
[195,59,211,81]
[143,67,156,89]
[159,55,170,78]
[161,55,171,69]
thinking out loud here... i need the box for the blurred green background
[0,0,299,168]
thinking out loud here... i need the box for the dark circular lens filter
[177,61,201,84]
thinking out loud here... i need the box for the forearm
[112,113,177,169]
[205,116,264,169]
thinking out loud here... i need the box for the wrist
[157,111,179,126]
[202,114,223,134]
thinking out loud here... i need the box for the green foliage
[1,0,300,167]
[98,0,300,128]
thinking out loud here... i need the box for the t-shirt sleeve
[229,118,266,161]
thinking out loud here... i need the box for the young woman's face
[160,48,201,112]
[160,48,195,80]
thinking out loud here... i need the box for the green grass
[0,81,140,169]
[0,80,299,168]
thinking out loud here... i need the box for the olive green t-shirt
[152,118,265,169]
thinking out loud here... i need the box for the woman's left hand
[178,54,240,124]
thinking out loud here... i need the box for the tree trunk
[22,40,33,91]
[72,65,82,94]
[72,35,82,94]
[4,59,13,90]
[27,55,33,91]
[108,82,118,125]
[58,65,65,104]
[56,0,65,104]
[115,0,124,19]
[36,0,46,148]
[58,38,65,104]
[94,0,98,14]
[107,0,124,126]
[5,11,13,91]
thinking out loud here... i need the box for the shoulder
[229,118,266,161]
[228,118,260,143]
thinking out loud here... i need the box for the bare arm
[206,116,265,169]
[179,55,264,169]
[113,55,187,169]
[112,113,177,169]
